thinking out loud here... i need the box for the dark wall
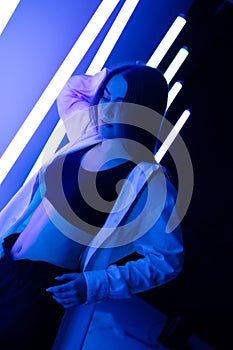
[140,1,233,349]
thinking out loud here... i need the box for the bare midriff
[10,200,88,270]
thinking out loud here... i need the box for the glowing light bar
[166,81,182,111]
[147,14,186,68]
[24,0,140,183]
[24,120,65,184]
[154,109,191,163]
[86,0,140,75]
[0,0,20,35]
[0,0,120,185]
[164,46,189,83]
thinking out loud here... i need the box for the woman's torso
[10,145,135,269]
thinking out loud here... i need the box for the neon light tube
[147,14,186,68]
[23,120,65,184]
[164,46,189,84]
[0,0,120,185]
[166,81,182,111]
[0,0,20,36]
[154,109,191,163]
[86,0,140,75]
[25,0,140,183]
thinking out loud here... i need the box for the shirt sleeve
[0,173,42,240]
[83,181,184,304]
[56,68,109,143]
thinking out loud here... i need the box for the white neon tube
[164,46,189,84]
[0,0,20,36]
[166,81,182,111]
[23,119,65,183]
[24,0,140,184]
[0,0,120,185]
[154,109,191,163]
[86,0,140,75]
[147,14,186,68]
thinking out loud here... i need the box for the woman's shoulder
[144,163,178,204]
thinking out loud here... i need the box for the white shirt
[0,68,184,304]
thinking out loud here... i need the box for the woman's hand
[46,273,87,308]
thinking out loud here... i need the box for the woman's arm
[47,180,183,307]
[83,202,183,303]
[56,69,108,143]
[82,170,183,303]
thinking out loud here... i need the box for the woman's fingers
[52,295,75,308]
[46,273,87,308]
[55,273,79,281]
[46,283,70,294]
[52,290,83,308]
[46,280,77,295]
[52,290,72,299]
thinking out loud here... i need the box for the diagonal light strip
[0,0,120,185]
[24,0,140,184]
[0,0,20,36]
[86,0,140,75]
[23,119,66,184]
[166,81,182,111]
[154,81,183,154]
[154,109,191,163]
[164,46,189,83]
[23,8,187,184]
[147,14,186,68]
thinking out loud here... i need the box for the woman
[0,63,183,349]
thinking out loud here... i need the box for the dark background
[140,1,233,349]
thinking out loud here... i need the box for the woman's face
[97,74,128,139]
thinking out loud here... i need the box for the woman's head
[92,63,168,113]
[92,63,169,155]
